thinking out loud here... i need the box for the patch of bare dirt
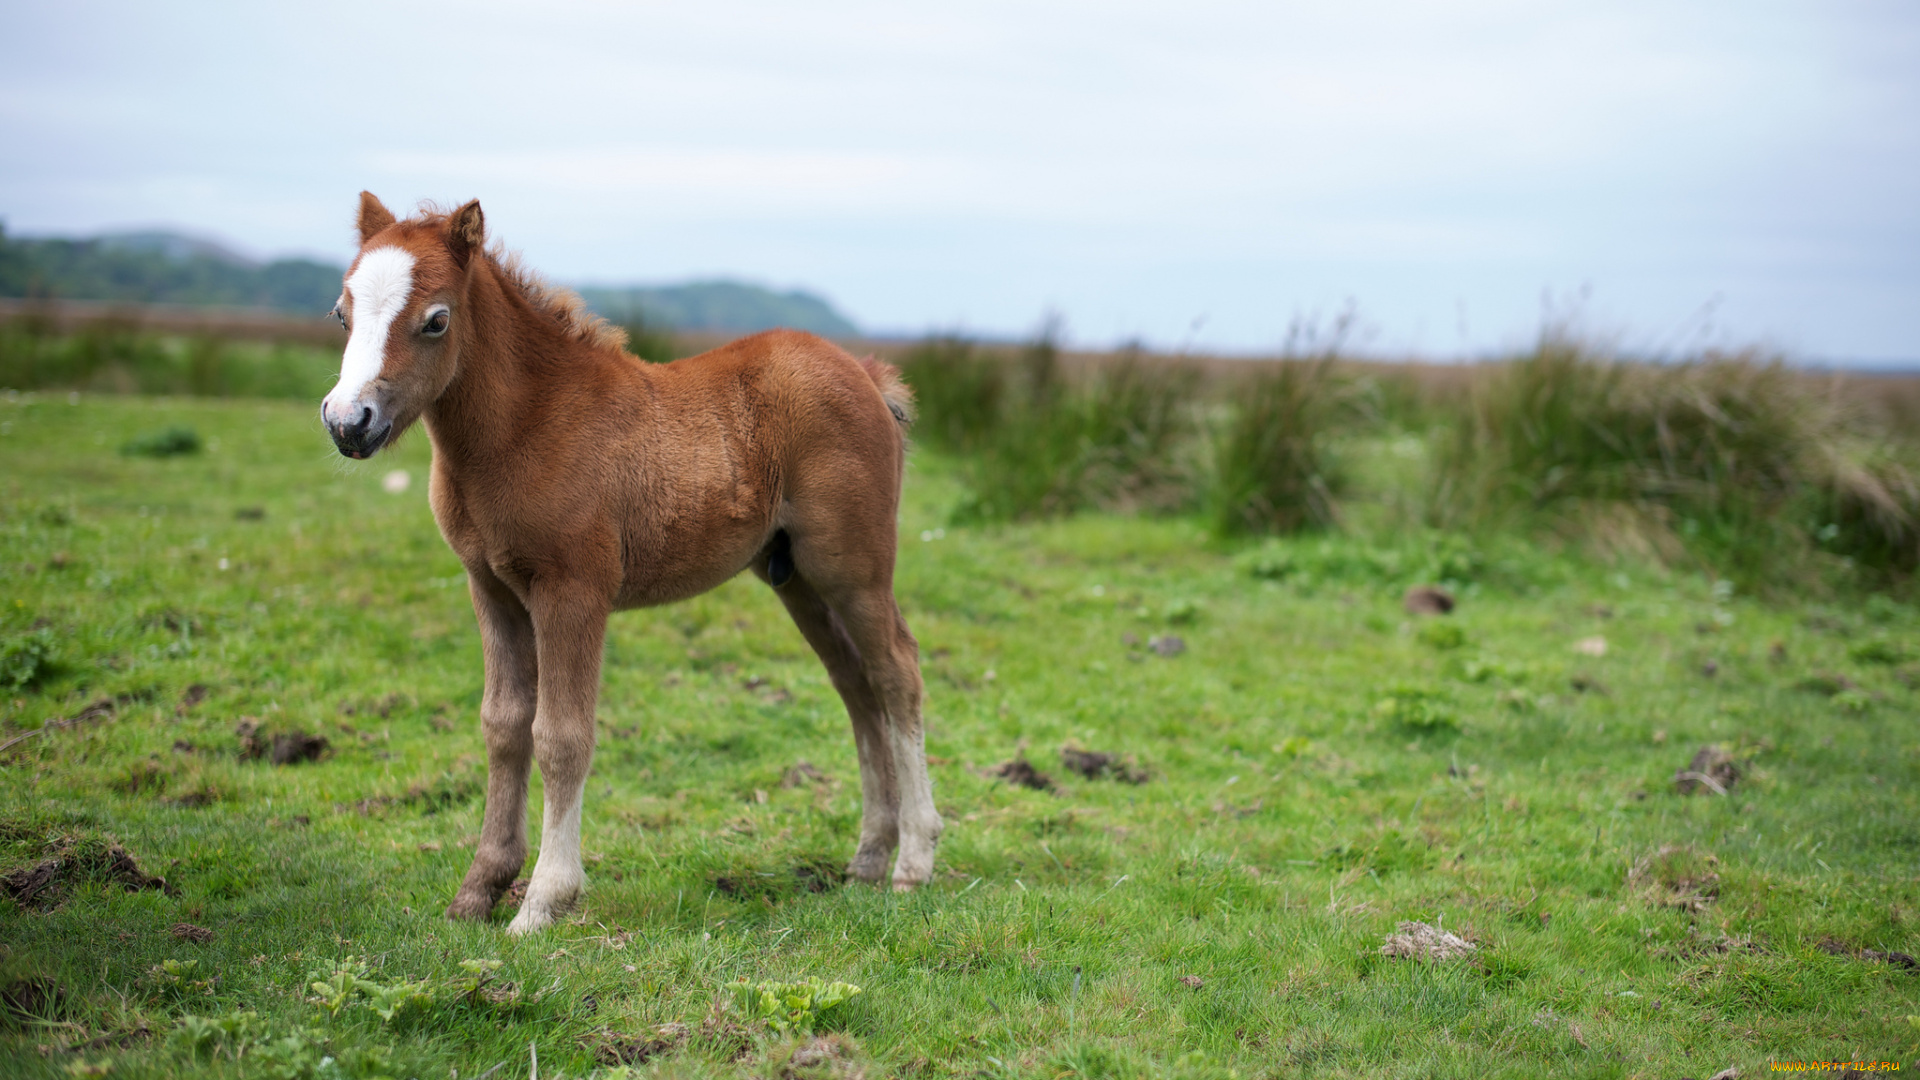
[175,683,209,715]
[592,1022,689,1067]
[1059,747,1149,784]
[1630,845,1721,912]
[169,922,213,944]
[1816,938,1918,973]
[1380,920,1477,962]
[1402,585,1455,615]
[1148,634,1185,658]
[1674,745,1739,796]
[712,859,845,902]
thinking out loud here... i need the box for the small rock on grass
[1380,921,1477,962]
[1403,585,1455,615]
[1148,634,1185,658]
[1674,745,1738,796]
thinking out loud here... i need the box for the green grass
[2,393,1918,1078]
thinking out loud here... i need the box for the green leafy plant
[168,1010,261,1058]
[305,957,432,1024]
[120,425,202,457]
[0,626,55,690]
[729,976,862,1034]
[1373,686,1460,732]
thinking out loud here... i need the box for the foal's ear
[447,200,486,266]
[357,191,397,244]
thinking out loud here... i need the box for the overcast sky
[3,1,1915,360]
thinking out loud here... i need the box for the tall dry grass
[1430,340,1920,584]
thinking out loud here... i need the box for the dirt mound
[985,757,1055,792]
[1403,585,1455,615]
[1059,747,1150,784]
[779,1034,867,1080]
[1674,745,1739,796]
[270,732,330,765]
[1380,920,1477,962]
[2,838,172,910]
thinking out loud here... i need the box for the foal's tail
[858,356,916,431]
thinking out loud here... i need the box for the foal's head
[322,192,486,459]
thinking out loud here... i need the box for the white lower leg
[889,722,942,890]
[507,780,585,934]
[848,720,898,880]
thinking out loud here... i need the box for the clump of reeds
[1431,337,1920,584]
[895,336,1007,454]
[959,346,1200,520]
[1206,357,1346,535]
[901,327,1200,520]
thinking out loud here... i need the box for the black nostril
[358,406,373,429]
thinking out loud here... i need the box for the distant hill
[577,281,860,338]
[0,225,343,312]
[0,226,863,336]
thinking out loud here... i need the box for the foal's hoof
[846,850,893,884]
[445,891,496,922]
[505,905,555,936]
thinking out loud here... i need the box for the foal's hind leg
[828,587,942,890]
[448,568,537,921]
[764,571,900,881]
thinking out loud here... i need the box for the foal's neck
[423,259,636,474]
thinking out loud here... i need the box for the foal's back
[565,329,908,610]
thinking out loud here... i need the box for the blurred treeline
[0,226,342,312]
[0,305,681,398]
[9,303,1920,592]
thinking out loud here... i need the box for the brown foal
[320,193,941,933]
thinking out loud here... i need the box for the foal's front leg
[448,570,537,921]
[506,585,609,935]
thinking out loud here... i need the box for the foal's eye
[330,303,348,330]
[423,309,451,337]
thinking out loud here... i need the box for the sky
[2,0,1916,361]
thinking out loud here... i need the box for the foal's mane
[413,202,629,354]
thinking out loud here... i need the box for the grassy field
[1,392,1917,1078]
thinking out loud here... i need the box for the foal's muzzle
[325,403,392,459]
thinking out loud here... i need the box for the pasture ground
[1,393,1917,1078]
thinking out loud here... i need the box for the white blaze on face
[322,246,416,426]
